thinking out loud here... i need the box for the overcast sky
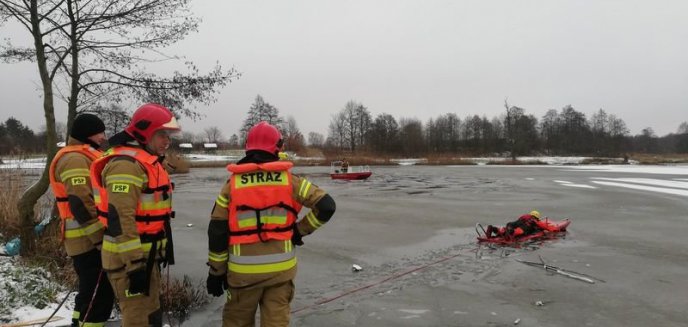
[1,0,687,138]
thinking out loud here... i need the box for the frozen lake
[165,165,688,326]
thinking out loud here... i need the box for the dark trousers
[72,248,115,325]
[506,220,537,236]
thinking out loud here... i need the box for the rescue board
[476,219,570,244]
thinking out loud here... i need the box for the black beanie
[70,113,106,143]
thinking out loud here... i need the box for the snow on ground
[0,158,47,170]
[0,256,73,326]
[552,180,598,189]
[184,153,241,162]
[591,177,688,189]
[391,158,427,166]
[466,156,594,165]
[565,164,688,175]
[9,295,76,326]
[591,180,688,197]
[559,165,688,197]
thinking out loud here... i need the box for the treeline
[3,98,687,157]
[0,118,64,155]
[325,101,688,157]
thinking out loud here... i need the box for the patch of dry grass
[423,155,475,165]
[486,159,547,165]
[0,167,77,288]
[630,153,688,164]
[0,169,23,239]
[580,157,625,165]
[161,274,209,324]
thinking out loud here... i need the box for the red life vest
[518,214,539,224]
[49,144,102,221]
[227,161,302,245]
[90,146,173,236]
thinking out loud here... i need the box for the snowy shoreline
[0,154,651,170]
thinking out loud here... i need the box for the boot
[485,225,495,238]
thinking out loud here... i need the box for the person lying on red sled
[485,210,546,240]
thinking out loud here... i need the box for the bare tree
[179,131,196,144]
[240,95,284,141]
[398,117,424,157]
[1,0,237,254]
[228,134,240,149]
[40,122,67,143]
[85,104,130,137]
[327,111,347,151]
[0,0,59,253]
[677,122,688,134]
[367,113,399,154]
[2,0,238,132]
[338,100,371,152]
[283,116,305,153]
[204,126,223,144]
[307,132,324,148]
[540,109,560,154]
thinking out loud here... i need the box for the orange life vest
[49,144,102,221]
[227,161,302,245]
[90,146,173,236]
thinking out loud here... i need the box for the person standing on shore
[206,121,337,326]
[90,103,180,326]
[48,113,114,326]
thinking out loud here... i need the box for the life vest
[518,214,539,225]
[90,146,173,236]
[227,161,302,245]
[48,144,101,225]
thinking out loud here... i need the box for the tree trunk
[18,0,58,256]
[66,0,79,134]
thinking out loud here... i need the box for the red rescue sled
[476,219,571,245]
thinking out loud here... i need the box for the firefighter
[90,103,180,326]
[206,121,337,327]
[485,210,543,239]
[340,158,349,173]
[49,113,114,327]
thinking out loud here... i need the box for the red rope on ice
[291,250,466,314]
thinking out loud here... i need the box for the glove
[291,225,304,246]
[206,273,228,297]
[127,269,149,296]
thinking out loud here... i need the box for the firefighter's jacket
[90,145,173,275]
[208,161,329,288]
[48,137,104,257]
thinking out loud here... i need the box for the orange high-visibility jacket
[49,144,101,221]
[90,146,173,236]
[227,161,302,244]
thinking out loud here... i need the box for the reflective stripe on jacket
[227,161,302,245]
[90,146,173,236]
[48,144,103,242]
[224,161,302,275]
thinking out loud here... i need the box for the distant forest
[322,100,688,157]
[2,98,687,157]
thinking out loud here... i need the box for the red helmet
[245,121,282,154]
[125,103,180,144]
